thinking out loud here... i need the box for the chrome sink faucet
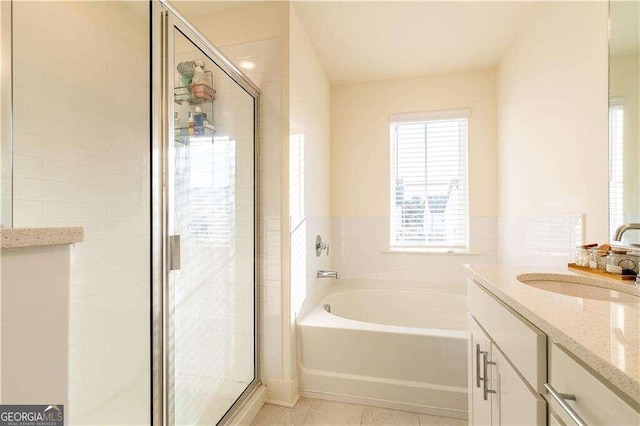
[612,223,640,246]
[317,270,340,279]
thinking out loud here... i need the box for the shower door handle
[169,234,181,271]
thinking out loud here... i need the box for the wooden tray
[567,263,637,281]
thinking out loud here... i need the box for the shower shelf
[174,83,216,105]
[174,126,216,144]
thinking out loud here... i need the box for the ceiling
[295,1,542,84]
[171,0,250,18]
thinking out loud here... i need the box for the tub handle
[482,351,497,401]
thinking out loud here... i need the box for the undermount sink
[517,273,639,303]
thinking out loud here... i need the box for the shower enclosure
[153,2,261,424]
[2,0,259,423]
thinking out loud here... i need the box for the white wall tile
[12,6,151,420]
[14,200,45,222]
[14,155,44,178]
[331,216,498,288]
[14,131,79,162]
[14,177,78,202]
[14,107,44,136]
[45,160,108,185]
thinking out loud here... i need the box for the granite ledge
[1,227,84,248]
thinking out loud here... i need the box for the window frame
[389,109,471,251]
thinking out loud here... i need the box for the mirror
[609,0,640,246]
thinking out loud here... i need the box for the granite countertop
[465,264,640,406]
[1,227,84,248]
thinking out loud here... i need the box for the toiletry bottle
[188,111,195,136]
[195,106,204,135]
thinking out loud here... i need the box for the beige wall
[186,1,289,48]
[331,69,497,219]
[496,2,609,244]
[290,8,331,220]
[330,70,498,285]
[288,3,331,387]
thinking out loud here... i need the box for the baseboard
[299,389,467,420]
[265,377,299,408]
[228,385,267,426]
[299,366,467,420]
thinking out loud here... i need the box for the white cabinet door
[490,342,546,426]
[548,411,566,426]
[469,315,492,426]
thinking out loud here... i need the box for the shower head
[177,61,195,78]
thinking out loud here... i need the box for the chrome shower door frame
[151,1,262,424]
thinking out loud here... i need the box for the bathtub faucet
[317,270,340,279]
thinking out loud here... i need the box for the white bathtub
[297,285,468,419]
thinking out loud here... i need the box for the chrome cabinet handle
[544,383,586,426]
[476,344,482,388]
[476,344,490,389]
[482,351,496,401]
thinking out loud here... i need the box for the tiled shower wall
[11,2,149,424]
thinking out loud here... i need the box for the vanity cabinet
[468,316,546,426]
[468,317,492,425]
[468,278,640,426]
[468,279,546,426]
[490,342,546,425]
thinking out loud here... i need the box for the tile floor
[251,398,467,426]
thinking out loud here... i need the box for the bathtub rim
[297,287,468,339]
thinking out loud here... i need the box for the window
[609,98,624,240]
[184,135,235,246]
[390,110,469,250]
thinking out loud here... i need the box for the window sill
[382,247,482,255]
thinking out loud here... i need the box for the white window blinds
[390,110,469,249]
[182,135,235,246]
[609,99,624,240]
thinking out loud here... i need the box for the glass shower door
[163,10,258,425]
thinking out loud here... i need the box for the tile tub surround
[251,398,467,426]
[1,226,83,248]
[465,264,640,405]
